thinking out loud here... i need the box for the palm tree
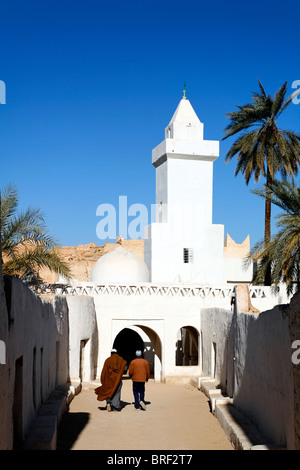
[1,184,71,286]
[247,179,300,295]
[223,80,300,284]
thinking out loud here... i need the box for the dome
[90,246,150,283]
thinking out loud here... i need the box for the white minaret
[144,88,225,284]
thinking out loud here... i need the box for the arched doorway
[113,328,144,373]
[176,326,199,366]
[112,325,162,381]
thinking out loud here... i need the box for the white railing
[34,282,289,312]
[36,282,236,297]
[35,282,270,299]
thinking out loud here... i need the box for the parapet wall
[36,282,289,313]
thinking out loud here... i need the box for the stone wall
[0,275,70,449]
[0,254,10,448]
[200,285,296,449]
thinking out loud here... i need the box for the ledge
[24,381,81,450]
[191,376,285,451]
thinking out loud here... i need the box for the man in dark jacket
[128,350,150,411]
[95,349,127,411]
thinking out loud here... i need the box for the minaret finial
[183,82,187,99]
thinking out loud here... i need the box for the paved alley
[57,378,233,451]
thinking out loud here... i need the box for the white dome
[90,246,150,283]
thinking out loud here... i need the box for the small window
[183,248,194,264]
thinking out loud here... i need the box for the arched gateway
[112,325,162,381]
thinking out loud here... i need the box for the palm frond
[0,183,19,231]
[1,184,72,283]
[247,179,300,293]
[271,81,288,117]
[3,246,71,280]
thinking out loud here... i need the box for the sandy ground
[57,378,233,451]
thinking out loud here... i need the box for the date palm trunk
[264,171,272,285]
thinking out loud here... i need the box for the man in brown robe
[95,349,127,411]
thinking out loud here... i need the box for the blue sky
[1,0,299,248]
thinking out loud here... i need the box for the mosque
[53,92,281,384]
[0,91,295,450]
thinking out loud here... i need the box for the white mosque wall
[223,257,253,284]
[92,292,203,382]
[144,222,225,284]
[158,157,215,227]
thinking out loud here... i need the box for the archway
[113,328,144,373]
[176,326,199,366]
[112,325,162,381]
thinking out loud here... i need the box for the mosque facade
[59,94,285,384]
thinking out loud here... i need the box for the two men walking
[95,348,150,412]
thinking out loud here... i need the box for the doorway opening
[112,325,162,381]
[79,338,91,382]
[176,326,199,366]
[113,328,144,374]
[211,341,217,378]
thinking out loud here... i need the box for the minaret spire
[183,82,187,100]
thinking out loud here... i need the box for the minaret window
[183,248,194,264]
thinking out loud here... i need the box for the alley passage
[57,378,233,450]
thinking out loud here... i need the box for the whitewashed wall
[200,289,295,449]
[92,291,202,382]
[66,295,98,382]
[0,277,69,449]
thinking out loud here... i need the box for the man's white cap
[136,350,142,356]
[111,348,117,353]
